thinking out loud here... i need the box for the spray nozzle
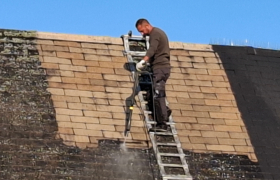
[124,129,130,137]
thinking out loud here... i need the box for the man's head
[135,18,153,36]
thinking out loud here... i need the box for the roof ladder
[121,31,192,180]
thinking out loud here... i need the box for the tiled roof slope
[37,32,255,161]
[0,29,161,180]
[4,28,279,179]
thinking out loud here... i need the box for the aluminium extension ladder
[121,31,192,180]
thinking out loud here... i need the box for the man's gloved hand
[136,60,146,71]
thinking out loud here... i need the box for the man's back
[146,27,170,70]
[135,18,172,132]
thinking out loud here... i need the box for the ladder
[121,32,192,180]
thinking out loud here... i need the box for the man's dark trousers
[152,67,171,124]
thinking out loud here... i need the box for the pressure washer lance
[124,71,138,137]
[124,62,137,137]
[124,61,150,137]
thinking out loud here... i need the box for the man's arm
[144,33,160,62]
[143,55,149,61]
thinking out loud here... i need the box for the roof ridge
[37,31,213,51]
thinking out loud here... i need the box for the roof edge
[37,32,123,45]
[37,31,213,51]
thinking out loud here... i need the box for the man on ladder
[135,18,172,132]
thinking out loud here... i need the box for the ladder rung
[156,142,178,146]
[146,121,156,124]
[146,121,176,125]
[124,51,146,55]
[140,101,148,104]
[158,153,185,157]
[150,131,175,135]
[144,111,152,114]
[162,175,192,180]
[160,164,188,168]
[150,131,174,135]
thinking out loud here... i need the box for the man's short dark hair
[135,18,150,28]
